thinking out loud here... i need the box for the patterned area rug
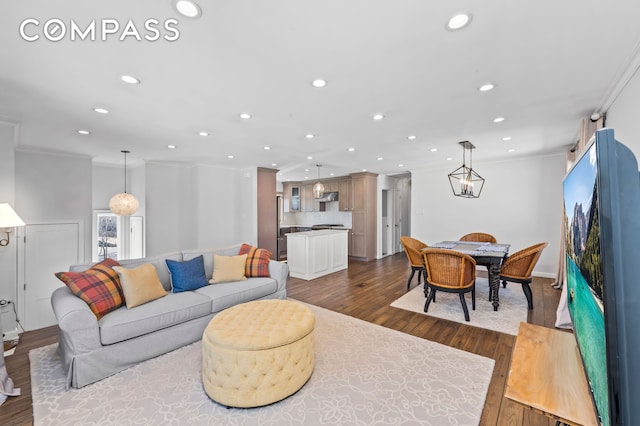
[30,302,494,425]
[391,277,528,335]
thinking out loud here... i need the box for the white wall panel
[410,153,565,276]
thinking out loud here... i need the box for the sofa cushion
[113,264,167,309]
[195,277,278,313]
[55,258,124,320]
[182,245,243,281]
[238,243,271,277]
[209,254,247,284]
[166,255,209,293]
[98,292,212,345]
[70,251,182,292]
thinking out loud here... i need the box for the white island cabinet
[286,229,348,280]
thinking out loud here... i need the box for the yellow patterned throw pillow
[209,254,248,284]
[113,263,167,309]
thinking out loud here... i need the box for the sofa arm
[51,286,102,354]
[268,260,289,294]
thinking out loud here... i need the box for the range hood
[316,191,339,202]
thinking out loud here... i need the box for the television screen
[563,141,608,424]
[563,128,640,426]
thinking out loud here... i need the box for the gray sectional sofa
[51,244,289,389]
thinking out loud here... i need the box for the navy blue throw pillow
[166,255,208,293]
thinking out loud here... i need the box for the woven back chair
[459,232,497,243]
[400,236,428,290]
[500,242,548,309]
[421,248,476,321]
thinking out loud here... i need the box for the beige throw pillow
[209,254,248,284]
[113,263,167,309]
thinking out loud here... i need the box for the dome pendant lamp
[448,141,485,198]
[313,165,325,199]
[109,150,139,215]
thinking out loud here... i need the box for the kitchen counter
[286,230,348,280]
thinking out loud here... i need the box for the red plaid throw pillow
[55,258,124,319]
[238,243,271,277]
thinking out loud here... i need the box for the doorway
[381,190,399,257]
[21,223,83,331]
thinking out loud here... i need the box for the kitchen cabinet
[283,183,301,212]
[287,230,348,280]
[338,179,352,211]
[349,172,377,261]
[301,184,317,212]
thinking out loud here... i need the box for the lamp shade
[0,203,25,228]
[109,193,139,216]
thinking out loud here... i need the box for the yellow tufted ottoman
[202,299,315,408]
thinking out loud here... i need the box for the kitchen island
[286,229,348,280]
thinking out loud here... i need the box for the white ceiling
[2,1,640,182]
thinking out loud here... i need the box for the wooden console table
[505,322,599,426]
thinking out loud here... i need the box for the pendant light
[313,165,325,199]
[448,141,485,198]
[109,150,139,215]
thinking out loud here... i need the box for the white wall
[0,122,18,331]
[605,68,640,158]
[15,150,93,262]
[411,153,565,276]
[194,164,254,249]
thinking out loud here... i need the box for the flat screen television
[563,128,640,426]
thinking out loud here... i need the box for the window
[93,211,122,262]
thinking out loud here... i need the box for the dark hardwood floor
[1,253,562,425]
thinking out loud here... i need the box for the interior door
[24,223,81,330]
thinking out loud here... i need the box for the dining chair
[400,236,428,291]
[499,242,549,309]
[459,232,497,243]
[421,248,476,321]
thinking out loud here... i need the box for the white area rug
[30,303,494,425]
[391,277,528,336]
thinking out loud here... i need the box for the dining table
[428,240,511,311]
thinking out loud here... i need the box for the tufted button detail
[201,300,315,408]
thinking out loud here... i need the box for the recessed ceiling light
[362,169,367,172]
[120,75,140,84]
[377,157,383,161]
[398,164,404,168]
[478,83,494,92]
[304,169,310,172]
[430,148,438,152]
[174,0,202,18]
[271,163,277,167]
[447,13,472,30]
[502,136,512,141]
[264,146,271,150]
[508,149,516,153]
[407,135,416,140]
[311,79,327,88]
[307,156,313,160]
[348,148,355,152]
[227,155,234,159]
[199,131,209,137]
[493,116,505,123]
[329,173,335,176]
[373,114,384,121]
[168,145,176,149]
[305,134,315,139]
[77,129,90,135]
[239,113,251,119]
[93,107,109,114]
[446,157,453,161]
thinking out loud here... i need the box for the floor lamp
[0,203,25,405]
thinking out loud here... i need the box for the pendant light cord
[122,150,130,194]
